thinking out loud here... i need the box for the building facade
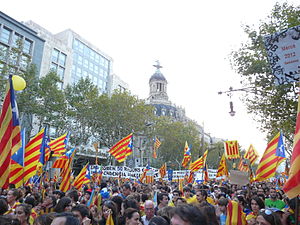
[0,12,45,77]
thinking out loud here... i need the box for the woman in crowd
[54,197,72,213]
[15,204,32,225]
[99,200,118,225]
[257,209,283,225]
[124,208,140,225]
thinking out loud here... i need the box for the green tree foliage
[151,117,201,169]
[230,2,300,155]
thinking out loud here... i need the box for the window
[83,59,88,69]
[76,67,82,77]
[9,51,19,65]
[0,27,12,44]
[95,54,100,63]
[94,65,99,74]
[89,61,93,71]
[0,44,8,61]
[77,55,83,65]
[12,33,22,48]
[52,49,59,63]
[23,39,32,55]
[83,70,88,78]
[58,52,66,66]
[57,66,65,80]
[50,63,58,71]
[73,39,79,50]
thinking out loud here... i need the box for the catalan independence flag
[189,149,208,172]
[59,151,74,192]
[255,132,285,182]
[109,133,133,162]
[23,129,45,183]
[159,163,166,178]
[216,153,228,177]
[181,141,191,168]
[153,136,161,159]
[0,76,21,188]
[226,200,247,225]
[72,163,89,190]
[49,133,68,157]
[237,158,249,172]
[224,140,240,159]
[243,144,259,165]
[9,129,26,188]
[283,94,300,198]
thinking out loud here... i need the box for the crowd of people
[0,178,298,225]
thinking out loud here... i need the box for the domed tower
[148,60,170,105]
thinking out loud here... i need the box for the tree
[151,117,201,169]
[230,2,300,155]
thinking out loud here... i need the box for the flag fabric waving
[189,150,208,172]
[9,129,26,188]
[243,144,259,165]
[59,151,75,192]
[49,133,68,157]
[256,132,285,182]
[0,76,21,188]
[187,171,194,183]
[159,163,166,178]
[237,158,249,172]
[226,200,247,225]
[224,140,240,159]
[109,133,133,162]
[181,141,191,168]
[23,129,45,183]
[216,153,229,177]
[153,137,161,159]
[73,163,89,190]
[283,94,300,198]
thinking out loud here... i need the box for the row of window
[73,39,109,69]
[0,43,30,70]
[0,25,33,55]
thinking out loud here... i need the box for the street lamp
[229,101,236,117]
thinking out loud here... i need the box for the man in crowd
[141,200,155,225]
[265,187,285,209]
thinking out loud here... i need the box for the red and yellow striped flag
[59,155,73,192]
[189,150,208,172]
[72,163,89,190]
[237,158,249,172]
[226,200,246,225]
[159,163,166,178]
[224,140,240,159]
[49,133,67,157]
[187,171,194,183]
[0,77,21,188]
[52,155,68,168]
[283,94,300,198]
[109,133,133,162]
[244,144,259,165]
[181,141,191,168]
[23,129,45,183]
[216,153,229,177]
[106,209,114,225]
[153,137,161,159]
[255,132,282,182]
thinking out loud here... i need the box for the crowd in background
[0,179,298,225]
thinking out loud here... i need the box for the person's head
[257,188,265,196]
[158,193,169,207]
[171,204,208,225]
[111,195,123,214]
[175,197,187,207]
[15,204,31,224]
[124,208,140,225]
[71,204,90,224]
[67,190,79,203]
[122,183,132,197]
[195,190,207,203]
[0,199,8,215]
[236,195,247,209]
[157,206,174,223]
[183,187,191,198]
[53,191,65,200]
[102,200,118,222]
[172,190,181,202]
[149,216,169,225]
[54,197,72,213]
[251,196,265,214]
[34,213,55,225]
[144,200,155,220]
[257,209,283,225]
[121,198,139,215]
[218,197,229,213]
[44,195,57,208]
[199,205,218,225]
[7,189,20,204]
[269,188,277,200]
[51,212,80,225]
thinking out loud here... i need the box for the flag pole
[295,196,299,225]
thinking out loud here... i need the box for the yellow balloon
[12,75,26,91]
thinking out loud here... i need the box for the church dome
[149,71,167,83]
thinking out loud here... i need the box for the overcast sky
[2,0,298,156]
